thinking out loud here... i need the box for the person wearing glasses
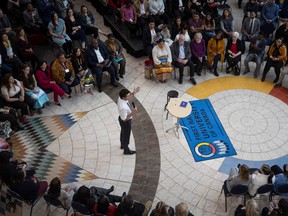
[261,38,287,83]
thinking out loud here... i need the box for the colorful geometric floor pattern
[186,76,288,105]
[10,112,97,184]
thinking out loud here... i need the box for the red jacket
[35,66,53,89]
[108,0,125,10]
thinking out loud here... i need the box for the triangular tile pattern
[10,112,97,184]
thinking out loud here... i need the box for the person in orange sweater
[261,37,287,83]
[51,52,79,95]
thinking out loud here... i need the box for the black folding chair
[250,183,274,199]
[269,183,288,201]
[7,188,42,216]
[221,180,249,212]
[43,194,69,216]
[71,201,92,216]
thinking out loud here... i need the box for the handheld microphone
[132,102,135,108]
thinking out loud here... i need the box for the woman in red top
[225,32,244,75]
[35,59,69,106]
[93,195,118,216]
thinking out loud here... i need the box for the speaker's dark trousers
[118,116,131,152]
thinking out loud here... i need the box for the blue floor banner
[180,99,237,162]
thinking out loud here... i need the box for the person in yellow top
[51,52,79,95]
[207,31,225,77]
[261,37,287,83]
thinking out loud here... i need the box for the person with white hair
[191,32,206,76]
[225,31,244,75]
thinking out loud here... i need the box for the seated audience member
[189,12,204,37]
[0,106,24,131]
[161,24,173,46]
[117,195,152,216]
[71,48,89,80]
[73,185,117,214]
[274,68,288,88]
[203,13,216,42]
[55,0,74,19]
[93,195,118,216]
[48,12,73,57]
[171,0,187,18]
[225,164,251,192]
[225,32,244,75]
[243,34,266,78]
[51,52,79,95]
[243,0,259,20]
[241,11,260,42]
[171,34,195,84]
[47,177,78,209]
[175,25,191,42]
[108,0,125,20]
[175,202,194,216]
[133,0,149,30]
[234,199,260,216]
[0,33,23,78]
[152,39,173,83]
[279,4,288,22]
[262,198,288,216]
[0,8,16,39]
[15,28,39,70]
[142,19,157,59]
[80,5,108,39]
[10,168,48,201]
[23,3,45,34]
[171,17,183,40]
[207,31,225,77]
[191,33,206,76]
[38,0,58,25]
[148,0,169,26]
[220,9,234,38]
[35,60,69,106]
[105,34,126,80]
[0,54,12,77]
[64,8,87,50]
[202,0,220,21]
[150,201,174,216]
[86,38,118,93]
[0,152,35,186]
[275,20,288,47]
[1,74,29,124]
[18,65,49,114]
[260,0,279,28]
[249,164,275,196]
[7,0,23,26]
[120,0,138,36]
[270,164,288,195]
[0,151,16,186]
[261,38,287,83]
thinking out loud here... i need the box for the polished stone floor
[2,0,288,215]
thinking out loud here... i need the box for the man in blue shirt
[261,0,279,27]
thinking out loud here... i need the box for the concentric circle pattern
[210,89,288,157]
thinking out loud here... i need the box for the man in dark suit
[241,10,260,42]
[86,38,118,93]
[243,34,266,78]
[170,34,196,85]
[142,19,158,60]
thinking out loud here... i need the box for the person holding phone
[117,87,140,155]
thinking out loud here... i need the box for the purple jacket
[191,39,206,58]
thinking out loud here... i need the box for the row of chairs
[3,185,94,216]
[222,181,288,212]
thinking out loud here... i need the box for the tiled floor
[2,0,288,215]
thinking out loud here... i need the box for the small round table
[165,98,192,138]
